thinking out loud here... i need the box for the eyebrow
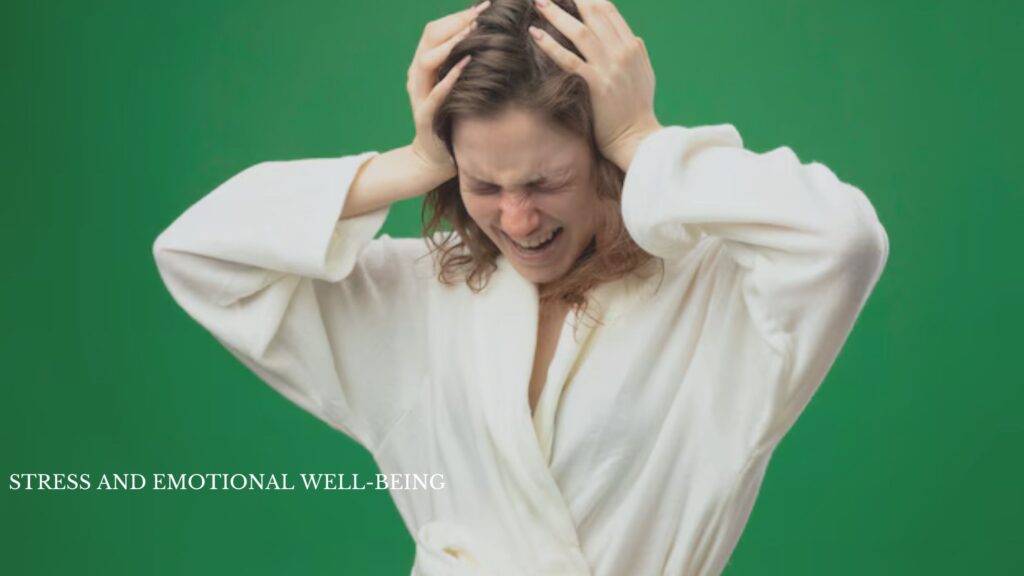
[461,166,573,187]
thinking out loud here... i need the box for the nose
[499,191,541,239]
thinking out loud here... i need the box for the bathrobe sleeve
[152,151,429,453]
[620,124,889,445]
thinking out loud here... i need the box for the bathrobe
[153,123,889,575]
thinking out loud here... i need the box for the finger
[600,1,636,41]
[576,0,625,45]
[528,25,591,81]
[420,20,476,76]
[424,54,471,110]
[637,36,652,75]
[409,5,481,103]
[409,16,477,103]
[416,0,490,52]
[533,0,606,63]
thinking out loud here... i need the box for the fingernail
[528,25,543,40]
[535,0,549,8]
[475,1,491,12]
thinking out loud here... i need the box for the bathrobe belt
[411,521,592,576]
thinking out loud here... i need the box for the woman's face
[453,107,600,287]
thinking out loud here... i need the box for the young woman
[153,0,889,574]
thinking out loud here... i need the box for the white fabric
[153,123,888,575]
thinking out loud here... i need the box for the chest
[528,304,571,415]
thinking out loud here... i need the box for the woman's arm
[152,152,433,452]
[342,144,454,220]
[621,123,889,442]
[336,2,484,221]
[152,2,486,451]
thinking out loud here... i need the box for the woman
[153,0,889,574]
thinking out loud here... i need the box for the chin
[503,251,574,285]
[513,265,564,286]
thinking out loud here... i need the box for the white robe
[153,123,888,575]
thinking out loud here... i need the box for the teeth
[514,228,559,249]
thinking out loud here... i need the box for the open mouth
[507,227,564,261]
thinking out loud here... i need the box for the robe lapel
[470,255,591,572]
[532,281,616,465]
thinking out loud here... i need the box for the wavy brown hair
[422,0,662,323]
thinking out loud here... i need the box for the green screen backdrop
[3,0,1021,574]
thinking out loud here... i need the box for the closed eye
[468,184,565,195]
[462,179,569,194]
[533,184,565,193]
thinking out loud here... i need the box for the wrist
[604,118,664,172]
[402,143,457,191]
[342,144,456,220]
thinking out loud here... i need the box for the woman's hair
[422,0,662,322]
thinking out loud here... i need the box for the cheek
[459,193,494,227]
[561,190,603,229]
[459,191,478,216]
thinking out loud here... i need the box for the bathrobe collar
[465,254,646,569]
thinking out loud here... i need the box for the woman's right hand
[407,1,490,178]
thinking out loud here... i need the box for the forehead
[452,108,589,183]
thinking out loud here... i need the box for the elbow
[810,171,888,281]
[151,225,181,280]
[151,221,207,302]
[152,227,171,275]
[794,155,887,271]
[152,228,170,265]
[867,220,890,275]
[829,216,889,290]
[152,227,188,305]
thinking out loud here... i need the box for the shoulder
[622,236,739,307]
[639,235,727,281]
[360,230,471,285]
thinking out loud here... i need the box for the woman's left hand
[529,0,663,171]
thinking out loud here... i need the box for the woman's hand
[529,0,663,171]
[407,1,491,179]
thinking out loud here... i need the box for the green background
[3,0,1021,573]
